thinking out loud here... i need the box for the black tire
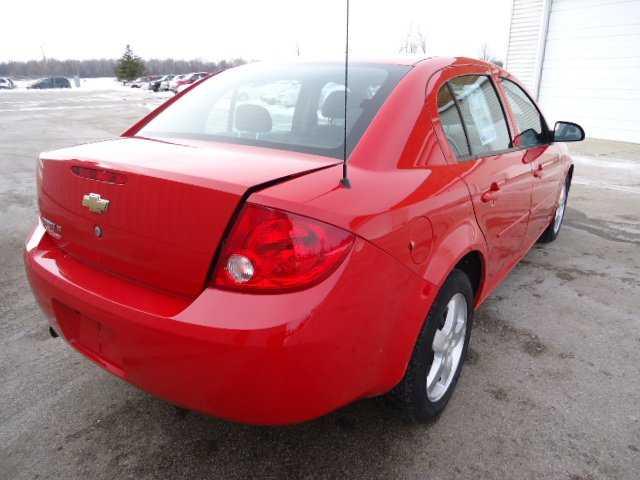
[538,174,570,244]
[389,269,474,422]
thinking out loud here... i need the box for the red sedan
[171,72,210,93]
[24,58,584,425]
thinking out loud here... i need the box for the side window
[448,75,511,156]
[437,85,470,157]
[501,79,546,148]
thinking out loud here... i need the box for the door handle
[533,164,544,178]
[481,182,500,203]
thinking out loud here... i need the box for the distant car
[167,74,187,92]
[0,77,16,90]
[145,75,163,90]
[129,77,149,89]
[171,72,209,93]
[151,74,174,92]
[158,75,176,91]
[28,77,71,89]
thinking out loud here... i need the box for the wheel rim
[426,293,468,402]
[553,184,567,234]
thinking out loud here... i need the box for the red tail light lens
[213,204,355,293]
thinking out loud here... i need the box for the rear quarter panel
[250,60,490,387]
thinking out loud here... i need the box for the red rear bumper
[24,222,433,425]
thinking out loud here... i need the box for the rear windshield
[138,62,410,159]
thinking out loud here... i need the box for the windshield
[137,62,410,159]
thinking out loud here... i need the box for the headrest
[321,90,347,119]
[235,104,272,134]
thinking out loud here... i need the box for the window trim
[499,76,553,147]
[445,82,472,157]
[442,74,514,162]
[438,73,557,163]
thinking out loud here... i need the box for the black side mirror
[554,121,585,142]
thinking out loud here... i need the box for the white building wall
[505,0,550,96]
[537,0,640,143]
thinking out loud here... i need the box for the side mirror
[553,121,585,142]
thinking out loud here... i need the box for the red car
[24,58,584,425]
[171,72,209,92]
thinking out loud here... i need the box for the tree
[115,45,145,82]
[479,42,490,61]
[399,24,427,55]
[478,42,504,67]
[0,56,246,79]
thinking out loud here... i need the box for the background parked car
[0,77,16,90]
[151,74,174,92]
[145,75,163,90]
[129,77,149,88]
[158,74,176,91]
[28,77,71,89]
[171,72,209,92]
[167,74,187,92]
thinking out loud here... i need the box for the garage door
[538,0,640,143]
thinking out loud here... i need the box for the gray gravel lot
[1,88,639,480]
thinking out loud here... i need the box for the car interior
[139,64,409,158]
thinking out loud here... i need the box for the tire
[390,269,474,422]
[538,174,570,244]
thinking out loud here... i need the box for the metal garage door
[538,0,640,143]
[505,0,547,93]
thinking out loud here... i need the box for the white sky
[3,0,512,63]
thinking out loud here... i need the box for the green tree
[115,45,145,82]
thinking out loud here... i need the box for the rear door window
[501,78,547,148]
[437,85,470,157]
[447,75,511,156]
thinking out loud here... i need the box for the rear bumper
[24,222,434,425]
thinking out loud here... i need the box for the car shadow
[64,388,431,479]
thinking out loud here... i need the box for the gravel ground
[1,88,639,480]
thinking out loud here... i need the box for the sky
[2,0,512,63]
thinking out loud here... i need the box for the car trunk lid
[38,137,337,297]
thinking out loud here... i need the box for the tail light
[212,204,355,293]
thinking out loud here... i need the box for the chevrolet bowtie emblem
[82,193,110,214]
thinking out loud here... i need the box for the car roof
[243,56,504,72]
[371,56,500,67]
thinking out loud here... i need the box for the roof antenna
[340,0,351,188]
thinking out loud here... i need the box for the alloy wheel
[426,293,468,402]
[553,183,567,234]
